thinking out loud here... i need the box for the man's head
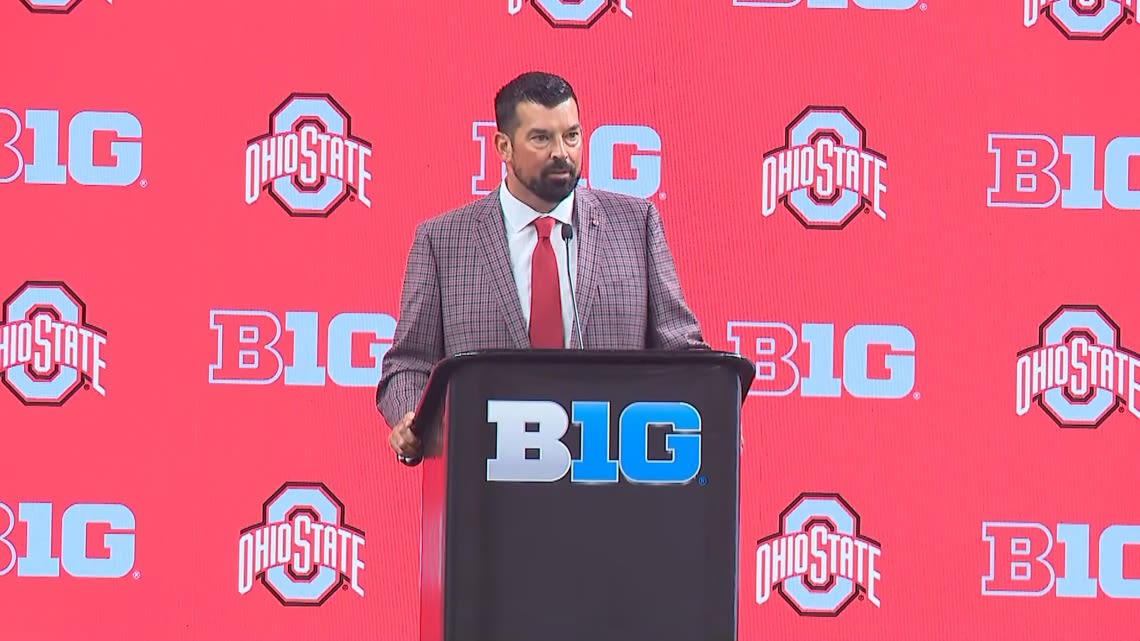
[494,71,582,211]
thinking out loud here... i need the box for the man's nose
[550,136,569,159]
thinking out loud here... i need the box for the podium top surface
[405,349,755,429]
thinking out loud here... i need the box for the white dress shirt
[498,182,578,348]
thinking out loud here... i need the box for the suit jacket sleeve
[376,222,445,427]
[645,201,710,350]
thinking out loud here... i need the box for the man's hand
[389,411,421,459]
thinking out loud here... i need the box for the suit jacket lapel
[474,189,530,348]
[573,188,603,342]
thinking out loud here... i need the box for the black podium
[407,349,754,641]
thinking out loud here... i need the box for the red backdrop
[2,1,1139,639]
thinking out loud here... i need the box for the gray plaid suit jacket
[376,186,709,427]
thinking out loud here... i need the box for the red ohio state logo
[508,0,633,28]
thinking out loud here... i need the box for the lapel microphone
[561,223,586,350]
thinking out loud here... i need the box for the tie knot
[532,216,556,240]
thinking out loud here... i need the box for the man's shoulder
[415,191,498,239]
[412,187,654,237]
[579,187,654,232]
[580,187,652,216]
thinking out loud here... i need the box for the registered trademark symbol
[919,2,927,10]
[84,383,91,391]
[1119,406,1126,413]
[341,584,349,591]
[658,192,667,200]
[139,179,148,188]
[859,594,865,601]
[132,570,141,580]
[912,392,921,400]
[698,476,707,486]
[350,194,356,202]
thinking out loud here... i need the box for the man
[378,71,708,460]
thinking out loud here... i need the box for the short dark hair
[494,71,577,137]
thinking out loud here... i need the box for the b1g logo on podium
[208,309,395,388]
[756,493,882,616]
[761,107,888,230]
[485,399,702,484]
[245,93,373,217]
[727,321,916,399]
[988,132,1140,211]
[1,281,108,406]
[982,521,1140,599]
[472,122,661,199]
[19,0,112,14]
[238,482,365,606]
[0,501,135,579]
[0,107,142,186]
[1016,305,1139,428]
[1024,0,1136,40]
[507,0,633,27]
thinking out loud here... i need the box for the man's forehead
[516,100,579,127]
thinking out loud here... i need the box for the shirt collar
[499,180,575,234]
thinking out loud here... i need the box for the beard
[513,159,579,204]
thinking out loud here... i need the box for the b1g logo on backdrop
[1015,305,1139,428]
[507,0,632,27]
[733,0,918,10]
[472,122,662,199]
[0,501,135,579]
[727,320,916,399]
[761,107,888,230]
[1024,0,1136,40]
[756,493,882,616]
[0,107,142,187]
[208,309,395,388]
[238,482,365,606]
[485,399,702,484]
[988,132,1140,211]
[983,520,1140,599]
[245,93,373,217]
[19,0,111,13]
[1,281,107,406]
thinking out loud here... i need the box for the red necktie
[529,216,564,349]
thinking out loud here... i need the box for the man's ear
[494,131,513,163]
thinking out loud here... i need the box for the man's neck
[505,174,558,213]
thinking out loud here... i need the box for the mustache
[544,160,575,174]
